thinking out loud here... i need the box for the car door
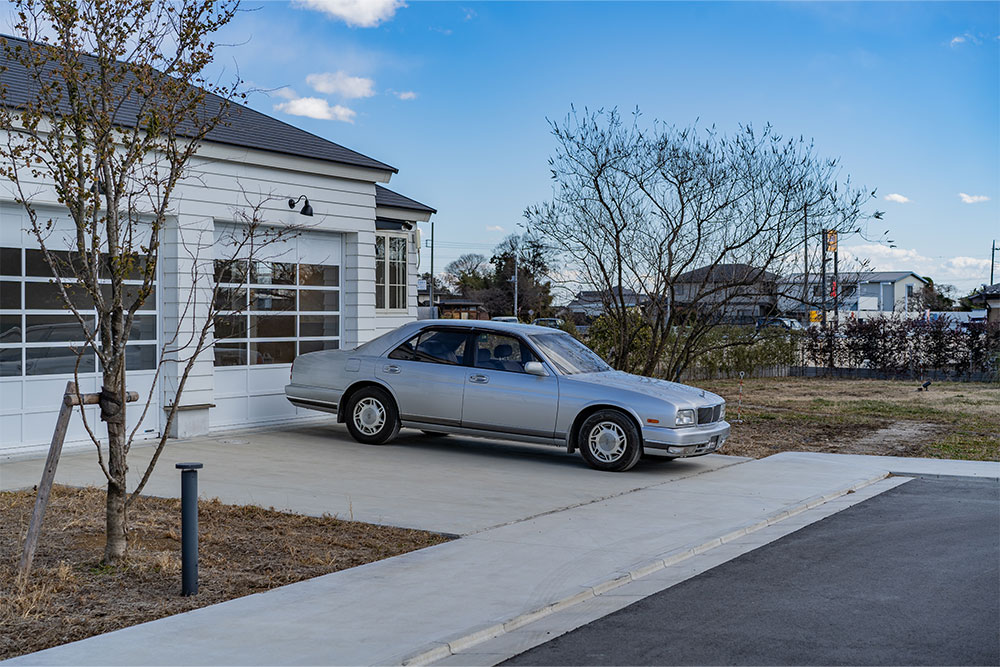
[376,327,471,427]
[461,331,559,438]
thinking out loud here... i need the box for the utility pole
[429,220,435,317]
[820,229,827,329]
[992,240,996,285]
[513,242,519,320]
[802,203,809,323]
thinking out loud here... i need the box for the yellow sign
[825,230,838,253]
[809,310,821,322]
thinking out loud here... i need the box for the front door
[461,331,559,438]
[377,327,470,426]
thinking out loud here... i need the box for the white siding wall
[0,134,423,454]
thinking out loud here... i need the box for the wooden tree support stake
[17,381,140,582]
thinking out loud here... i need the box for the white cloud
[274,97,356,123]
[273,87,298,100]
[958,192,990,204]
[306,71,376,99]
[841,243,991,293]
[394,90,418,100]
[883,193,910,204]
[950,35,966,47]
[485,225,505,232]
[291,0,405,27]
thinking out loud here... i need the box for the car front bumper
[642,420,731,457]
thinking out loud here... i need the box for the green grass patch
[923,429,1000,462]
[836,400,963,423]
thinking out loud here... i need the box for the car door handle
[469,374,489,384]
[383,364,401,374]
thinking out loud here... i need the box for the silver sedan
[285,320,729,472]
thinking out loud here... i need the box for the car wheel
[578,410,642,472]
[420,430,449,437]
[345,386,400,445]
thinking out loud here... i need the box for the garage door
[0,206,161,454]
[211,228,342,429]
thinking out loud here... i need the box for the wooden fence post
[17,383,140,582]
[17,381,76,582]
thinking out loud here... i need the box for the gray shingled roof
[675,263,780,284]
[0,35,396,173]
[782,271,927,284]
[375,185,436,214]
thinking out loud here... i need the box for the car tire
[345,386,400,445]
[578,410,642,472]
[420,430,448,437]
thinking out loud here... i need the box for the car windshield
[529,332,611,375]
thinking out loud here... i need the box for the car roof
[414,319,561,335]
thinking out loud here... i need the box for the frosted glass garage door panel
[297,232,342,266]
[21,405,98,445]
[212,395,248,427]
[0,413,22,446]
[247,365,290,395]
[247,393,296,422]
[23,375,98,410]
[214,367,248,398]
[0,379,22,411]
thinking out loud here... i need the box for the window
[389,329,468,365]
[375,234,407,311]
[472,333,539,373]
[529,332,610,375]
[213,259,340,367]
[0,246,157,377]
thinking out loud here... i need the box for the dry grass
[0,485,450,660]
[698,377,999,461]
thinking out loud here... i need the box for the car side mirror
[524,361,548,376]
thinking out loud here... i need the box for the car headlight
[675,409,695,426]
[720,403,726,420]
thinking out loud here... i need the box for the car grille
[697,405,723,424]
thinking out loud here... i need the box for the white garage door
[210,229,342,429]
[0,206,161,454]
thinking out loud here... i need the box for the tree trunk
[104,418,128,562]
[101,350,128,563]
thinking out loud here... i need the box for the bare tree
[444,253,488,294]
[526,108,881,378]
[0,0,300,563]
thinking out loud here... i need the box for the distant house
[672,263,779,324]
[437,299,489,320]
[566,287,649,319]
[777,271,928,319]
[969,283,1000,324]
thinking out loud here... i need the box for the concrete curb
[401,471,890,666]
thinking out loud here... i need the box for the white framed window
[375,233,408,311]
[0,245,157,377]
[212,259,341,367]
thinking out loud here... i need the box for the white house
[777,271,929,320]
[0,44,434,458]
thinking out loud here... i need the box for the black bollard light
[175,462,203,596]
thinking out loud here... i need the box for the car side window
[389,329,467,365]
[473,333,539,373]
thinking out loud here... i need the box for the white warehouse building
[0,46,434,458]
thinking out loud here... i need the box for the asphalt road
[505,476,1000,666]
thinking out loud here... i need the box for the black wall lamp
[288,195,314,217]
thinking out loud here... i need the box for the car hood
[562,371,723,406]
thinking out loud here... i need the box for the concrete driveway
[0,419,747,535]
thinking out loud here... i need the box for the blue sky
[16,1,1000,293]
